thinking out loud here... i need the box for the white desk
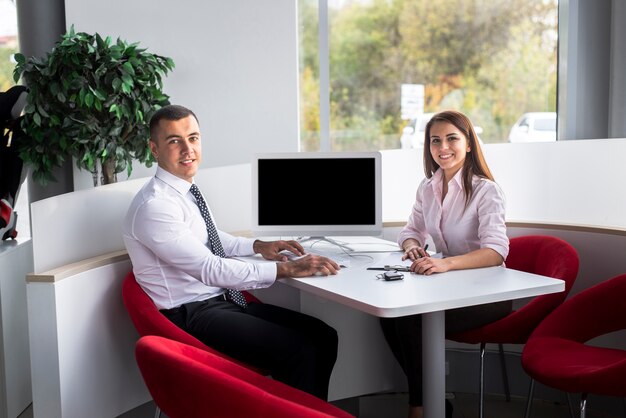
[272,237,565,418]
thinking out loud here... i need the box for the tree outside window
[0,0,18,91]
[298,0,558,151]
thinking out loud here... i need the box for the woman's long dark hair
[423,110,494,205]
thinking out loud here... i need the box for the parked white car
[400,113,434,149]
[508,112,557,143]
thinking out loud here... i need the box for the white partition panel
[0,239,33,418]
[196,163,252,234]
[26,137,626,416]
[380,149,422,223]
[27,258,149,418]
[31,178,148,273]
[484,139,626,228]
[382,139,626,230]
[27,282,61,417]
[254,281,406,401]
[32,164,253,273]
[300,292,406,401]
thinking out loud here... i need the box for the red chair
[448,235,579,418]
[135,335,354,418]
[122,270,265,417]
[522,273,626,418]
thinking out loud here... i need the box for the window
[298,0,558,151]
[0,0,28,238]
[0,0,18,91]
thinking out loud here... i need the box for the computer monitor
[251,152,382,241]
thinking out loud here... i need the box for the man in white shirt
[123,105,340,399]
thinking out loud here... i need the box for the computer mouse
[279,250,308,261]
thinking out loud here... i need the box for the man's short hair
[149,105,199,141]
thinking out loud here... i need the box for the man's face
[149,115,202,182]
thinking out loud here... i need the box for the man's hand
[253,239,305,261]
[276,254,340,278]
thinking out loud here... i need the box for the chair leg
[524,378,535,418]
[579,393,587,418]
[497,343,511,402]
[478,342,485,418]
[566,393,575,418]
[154,405,161,418]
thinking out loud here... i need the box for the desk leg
[422,311,445,418]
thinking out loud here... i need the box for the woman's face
[429,121,470,179]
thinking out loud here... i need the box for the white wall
[66,0,299,190]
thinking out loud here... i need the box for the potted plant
[13,26,175,185]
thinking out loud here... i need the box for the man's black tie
[189,184,248,308]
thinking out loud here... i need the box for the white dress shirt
[397,168,509,259]
[123,167,276,310]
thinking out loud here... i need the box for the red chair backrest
[522,274,626,397]
[450,235,580,344]
[135,336,354,418]
[122,270,210,351]
[122,270,263,370]
[530,273,626,342]
[498,235,579,341]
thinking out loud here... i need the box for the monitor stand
[296,236,354,253]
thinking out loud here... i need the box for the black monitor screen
[257,158,376,226]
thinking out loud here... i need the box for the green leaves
[13,25,175,185]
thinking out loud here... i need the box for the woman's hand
[410,257,452,275]
[409,248,504,275]
[401,239,429,261]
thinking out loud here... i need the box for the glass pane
[0,0,18,91]
[298,0,558,151]
[298,0,321,151]
[0,0,28,238]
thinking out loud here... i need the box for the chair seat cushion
[522,336,626,396]
[137,336,354,418]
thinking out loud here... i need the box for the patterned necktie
[189,184,248,308]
